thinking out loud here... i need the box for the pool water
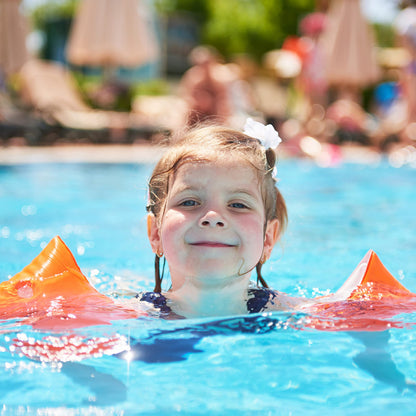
[0,159,415,415]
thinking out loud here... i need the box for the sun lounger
[0,91,55,145]
[18,59,170,144]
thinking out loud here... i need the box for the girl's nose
[199,210,227,228]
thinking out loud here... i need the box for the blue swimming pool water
[0,158,415,415]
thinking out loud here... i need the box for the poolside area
[0,143,164,164]
[0,142,384,165]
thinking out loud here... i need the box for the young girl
[2,124,414,387]
[2,119,412,326]
[140,118,303,318]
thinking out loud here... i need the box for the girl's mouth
[190,242,235,248]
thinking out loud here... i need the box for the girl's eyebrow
[231,188,261,199]
[170,177,262,201]
[170,183,201,195]
[172,184,261,199]
[228,190,264,208]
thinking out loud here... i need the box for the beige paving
[0,144,165,164]
[0,142,383,165]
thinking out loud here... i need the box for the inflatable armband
[306,250,416,331]
[0,236,139,329]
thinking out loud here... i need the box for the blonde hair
[147,124,288,291]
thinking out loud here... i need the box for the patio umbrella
[66,0,158,68]
[319,0,380,89]
[0,0,29,77]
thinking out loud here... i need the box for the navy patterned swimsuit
[137,287,278,319]
[123,288,283,363]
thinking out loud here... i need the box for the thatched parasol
[0,0,29,77]
[66,0,159,69]
[319,0,380,89]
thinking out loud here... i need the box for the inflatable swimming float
[303,249,416,331]
[1,236,415,362]
[0,236,140,330]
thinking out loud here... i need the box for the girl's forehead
[167,158,263,200]
[173,157,258,184]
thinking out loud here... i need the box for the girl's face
[148,157,279,290]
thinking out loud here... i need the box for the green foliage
[204,0,280,60]
[31,0,79,30]
[373,23,396,48]
[132,79,170,96]
[155,0,315,60]
[70,71,169,111]
[154,0,209,22]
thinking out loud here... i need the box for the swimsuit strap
[247,287,277,313]
[138,292,184,319]
[139,287,276,318]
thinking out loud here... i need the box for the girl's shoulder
[137,292,184,319]
[247,286,307,313]
[247,287,277,313]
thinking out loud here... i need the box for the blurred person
[279,13,328,125]
[394,1,416,127]
[325,98,372,146]
[180,46,232,127]
[371,69,408,151]
[223,61,260,128]
[297,12,329,116]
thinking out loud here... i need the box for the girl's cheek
[161,211,187,240]
[240,215,264,233]
[242,217,266,248]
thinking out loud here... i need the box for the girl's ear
[147,213,162,254]
[263,219,280,260]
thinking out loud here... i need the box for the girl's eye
[180,199,198,207]
[230,202,249,209]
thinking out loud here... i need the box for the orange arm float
[328,250,413,301]
[359,251,409,292]
[0,236,139,329]
[307,250,416,331]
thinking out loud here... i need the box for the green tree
[156,0,315,60]
[30,0,78,31]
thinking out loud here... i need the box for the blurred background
[1,0,415,165]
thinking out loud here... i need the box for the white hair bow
[243,118,281,149]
